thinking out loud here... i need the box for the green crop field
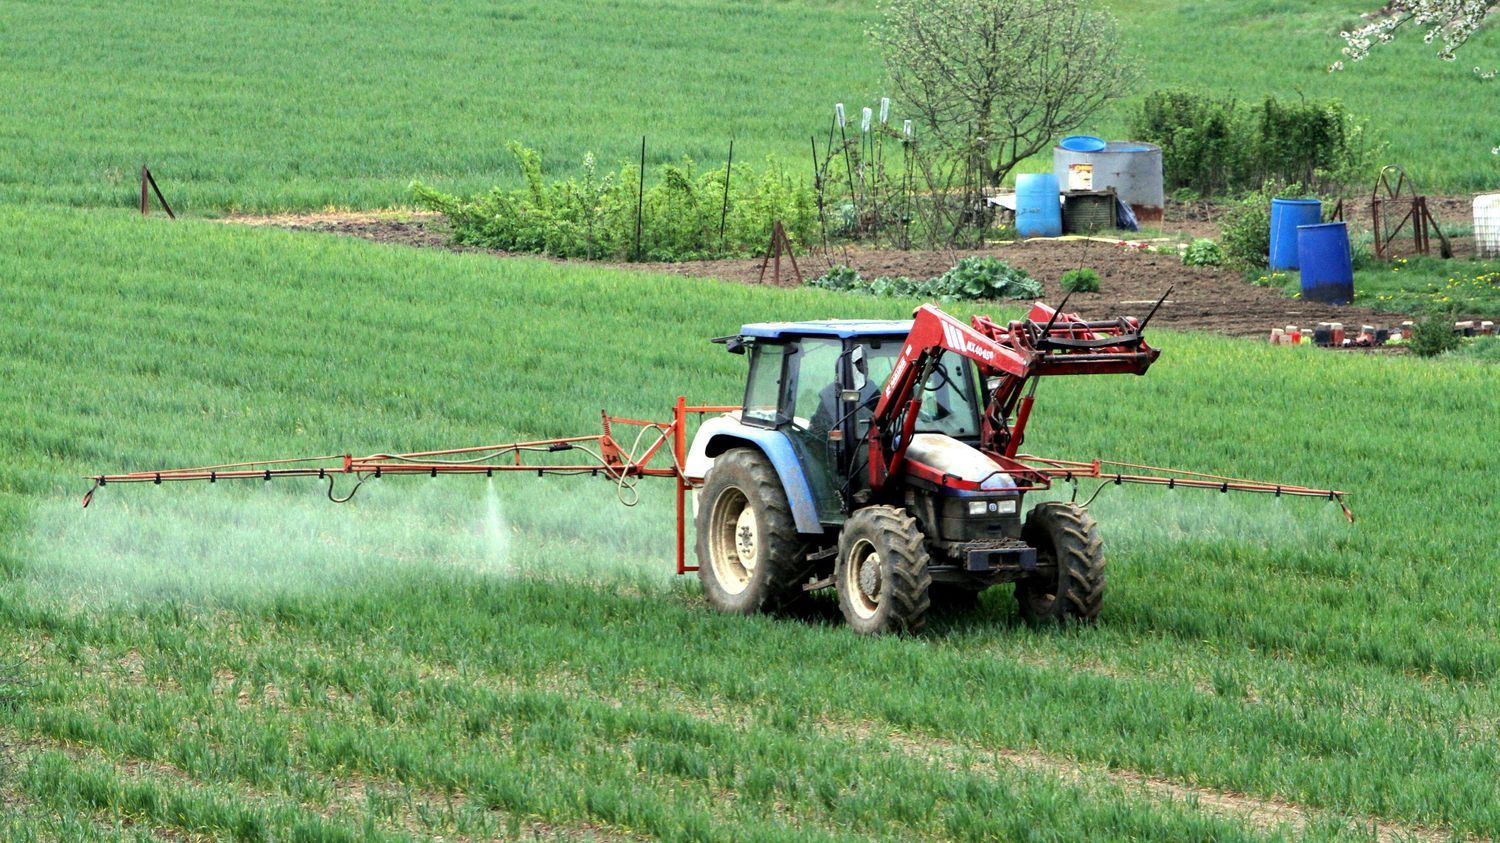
[2,208,1498,840]
[5,1,1500,840]
[1,0,1496,214]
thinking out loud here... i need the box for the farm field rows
[2,0,1497,213]
[3,208,1498,839]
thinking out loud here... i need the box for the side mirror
[850,345,867,391]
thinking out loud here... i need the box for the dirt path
[225,210,1430,339]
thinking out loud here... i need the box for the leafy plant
[1131,90,1246,197]
[933,256,1043,300]
[1219,181,1314,270]
[866,275,925,298]
[1060,267,1101,293]
[1181,239,1226,267]
[1130,90,1380,196]
[1409,313,1462,357]
[807,256,1040,301]
[810,265,863,292]
[413,143,816,262]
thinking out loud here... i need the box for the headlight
[968,499,1018,516]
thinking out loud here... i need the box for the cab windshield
[858,341,983,439]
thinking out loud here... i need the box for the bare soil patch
[235,196,1500,338]
[266,213,1416,338]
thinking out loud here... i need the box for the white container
[1067,163,1094,190]
[1473,194,1500,257]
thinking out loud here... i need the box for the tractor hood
[905,434,1016,492]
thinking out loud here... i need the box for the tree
[870,0,1135,188]
[1332,2,1495,149]
[1333,1,1495,69]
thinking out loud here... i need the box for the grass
[1352,257,1500,318]
[2,0,1498,213]
[1253,256,1500,319]
[2,206,1498,839]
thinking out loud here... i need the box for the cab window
[743,343,788,425]
[857,341,982,439]
[791,338,844,433]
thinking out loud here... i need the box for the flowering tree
[870,0,1134,188]
[1334,1,1495,70]
[1334,2,1495,150]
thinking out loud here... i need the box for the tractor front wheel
[835,506,932,634]
[695,449,805,614]
[1015,502,1106,624]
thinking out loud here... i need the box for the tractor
[684,303,1149,633]
[84,300,1349,635]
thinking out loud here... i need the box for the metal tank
[1053,141,1164,224]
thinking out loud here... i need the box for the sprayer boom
[84,301,1353,633]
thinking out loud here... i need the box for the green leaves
[1131,90,1381,197]
[1180,240,1226,268]
[808,256,1042,301]
[413,144,817,262]
[934,256,1042,300]
[1060,267,1102,293]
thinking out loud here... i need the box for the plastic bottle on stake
[903,120,912,139]
[879,98,890,124]
[861,107,872,133]
[835,103,846,128]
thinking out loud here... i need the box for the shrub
[1130,90,1380,196]
[1218,181,1316,271]
[1181,239,1226,267]
[1409,314,1462,357]
[1060,267,1101,293]
[412,142,816,262]
[1131,90,1246,197]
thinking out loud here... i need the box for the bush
[412,142,816,261]
[1130,90,1379,196]
[1060,267,1101,293]
[1131,90,1245,197]
[1218,181,1317,271]
[1409,314,1462,358]
[807,257,1042,302]
[1181,239,1226,267]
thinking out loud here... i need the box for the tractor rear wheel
[1015,502,1105,624]
[835,506,932,634]
[695,449,805,614]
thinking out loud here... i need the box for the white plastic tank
[1473,194,1500,258]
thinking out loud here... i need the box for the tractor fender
[685,416,821,534]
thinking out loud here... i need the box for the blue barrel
[1016,173,1062,237]
[1296,222,1354,305]
[1270,198,1321,270]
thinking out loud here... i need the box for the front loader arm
[867,304,1035,491]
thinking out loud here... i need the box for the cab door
[783,337,845,525]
